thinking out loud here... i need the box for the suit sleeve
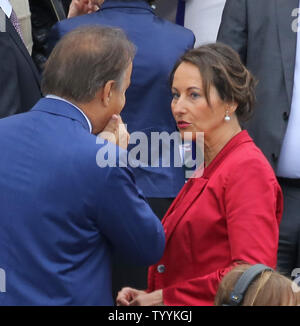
[0,33,21,118]
[187,30,196,49]
[162,158,283,305]
[95,156,165,266]
[46,22,62,56]
[217,0,248,64]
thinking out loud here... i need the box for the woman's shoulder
[224,139,278,183]
[204,131,278,187]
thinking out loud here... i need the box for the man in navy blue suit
[48,0,195,216]
[0,25,165,306]
[47,0,195,293]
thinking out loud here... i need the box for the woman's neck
[204,117,242,167]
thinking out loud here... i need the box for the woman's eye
[190,92,200,99]
[172,93,179,100]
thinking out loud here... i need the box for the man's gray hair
[41,25,136,103]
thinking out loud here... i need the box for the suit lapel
[162,177,208,246]
[6,17,41,87]
[276,0,298,107]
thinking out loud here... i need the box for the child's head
[215,264,300,306]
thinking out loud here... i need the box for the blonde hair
[214,264,300,306]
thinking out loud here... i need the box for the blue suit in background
[48,0,195,200]
[0,98,165,305]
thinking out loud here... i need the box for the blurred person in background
[29,0,103,72]
[0,0,41,118]
[214,264,300,306]
[0,0,101,118]
[10,0,33,53]
[218,0,300,279]
[176,0,226,46]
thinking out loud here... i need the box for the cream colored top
[10,0,32,54]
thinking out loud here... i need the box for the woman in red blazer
[117,43,283,306]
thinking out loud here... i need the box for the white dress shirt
[0,0,12,17]
[184,0,226,47]
[277,2,300,178]
[46,95,92,134]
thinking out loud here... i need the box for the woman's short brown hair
[214,264,300,306]
[170,43,257,122]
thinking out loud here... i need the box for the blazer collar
[6,17,41,88]
[162,176,208,246]
[162,130,253,244]
[203,130,252,179]
[31,97,91,132]
[276,0,298,107]
[100,0,155,14]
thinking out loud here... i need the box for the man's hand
[67,0,104,18]
[99,114,130,150]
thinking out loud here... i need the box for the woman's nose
[172,97,187,115]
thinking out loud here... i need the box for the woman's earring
[224,110,231,122]
[150,2,156,10]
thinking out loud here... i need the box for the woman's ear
[227,101,238,114]
[102,80,115,107]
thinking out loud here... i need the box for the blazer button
[157,264,165,273]
[283,112,289,121]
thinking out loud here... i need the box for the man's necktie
[10,9,24,42]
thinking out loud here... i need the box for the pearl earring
[224,110,231,122]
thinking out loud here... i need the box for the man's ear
[101,80,115,107]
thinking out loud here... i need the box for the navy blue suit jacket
[48,0,195,198]
[0,98,165,305]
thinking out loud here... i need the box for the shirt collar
[46,95,92,133]
[0,0,12,18]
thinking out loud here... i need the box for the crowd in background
[0,0,300,306]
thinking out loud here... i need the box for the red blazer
[148,131,283,306]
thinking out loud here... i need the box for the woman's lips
[177,121,192,129]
